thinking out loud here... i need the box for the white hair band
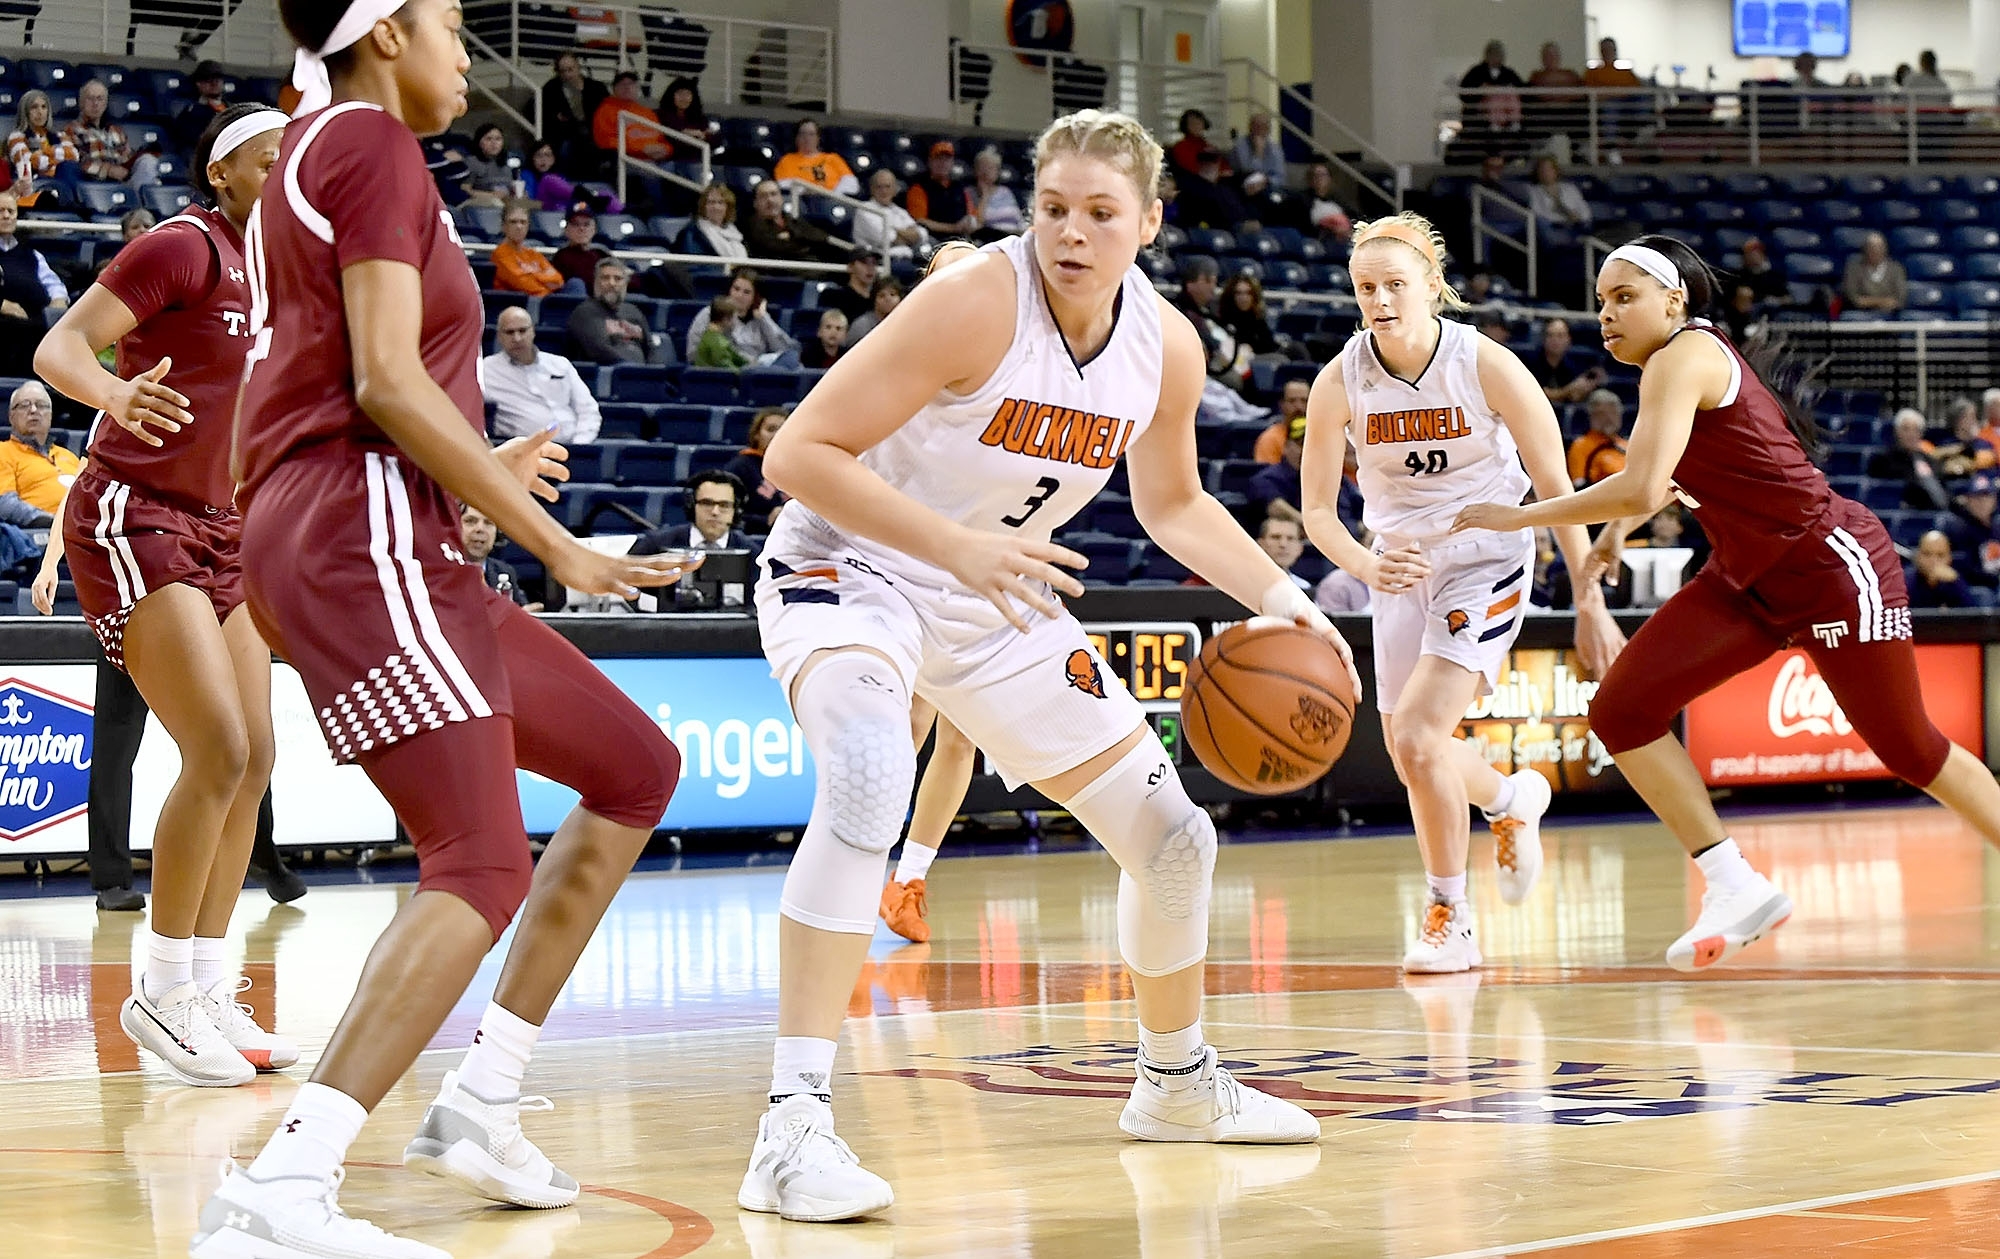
[290,0,406,117]
[208,110,289,164]
[1602,244,1688,298]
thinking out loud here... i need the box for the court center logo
[1064,648,1106,698]
[0,679,94,841]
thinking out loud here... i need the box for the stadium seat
[1068,534,1137,583]
[1830,225,1875,253]
[1967,254,2000,280]
[1841,174,1888,199]
[1776,173,1831,198]
[644,405,711,444]
[1934,199,1982,225]
[561,442,621,483]
[455,203,502,240]
[1767,226,1822,252]
[482,290,534,323]
[683,443,738,474]
[1953,226,2000,252]
[1720,172,1772,198]
[537,293,584,333]
[1660,172,1713,199]
[614,443,681,486]
[1823,448,1867,477]
[142,185,192,218]
[606,364,677,403]
[1694,200,1746,224]
[1810,200,1863,226]
[595,404,648,440]
[564,484,663,533]
[1134,544,1191,584]
[742,368,801,406]
[1955,281,2000,314]
[678,369,741,405]
[1782,253,1834,280]
[1184,228,1235,256]
[1906,281,1950,310]
[1907,253,1957,281]
[1870,200,1923,226]
[1754,200,1805,225]
[77,183,132,216]
[18,58,76,89]
[1890,226,1941,253]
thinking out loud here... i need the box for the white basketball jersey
[777,231,1163,584]
[1340,318,1531,541]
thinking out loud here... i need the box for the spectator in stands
[492,198,566,297]
[905,141,976,239]
[1257,515,1313,592]
[482,306,602,443]
[1476,312,1512,344]
[1931,397,1995,477]
[1905,50,1951,103]
[1,380,79,523]
[1158,170,1182,226]
[685,267,801,367]
[1168,109,1216,178]
[1793,53,1828,88]
[1843,232,1907,313]
[855,169,927,259]
[8,91,81,210]
[822,251,880,320]
[1178,147,1251,231]
[594,71,672,201]
[1722,282,1765,343]
[520,140,573,209]
[775,119,859,196]
[1463,271,1497,305]
[1302,162,1351,243]
[460,123,516,207]
[552,204,612,288]
[634,470,755,560]
[680,181,746,258]
[1567,389,1629,487]
[656,76,708,140]
[1250,415,1307,523]
[1254,378,1313,463]
[1523,317,1604,404]
[1219,273,1281,361]
[1736,237,1790,307]
[843,277,903,345]
[745,177,852,264]
[1980,388,2000,451]
[567,257,659,365]
[1584,37,1641,88]
[724,407,790,531]
[1949,472,2000,583]
[1527,40,1586,141]
[0,192,65,375]
[461,505,539,610]
[970,148,1023,239]
[67,80,152,190]
[172,61,230,153]
[1908,530,1976,607]
[1527,155,1591,233]
[1315,564,1371,613]
[1231,111,1287,196]
[118,208,154,242]
[693,298,751,369]
[541,51,609,169]
[1459,40,1526,141]
[1870,407,1951,509]
[1174,255,1234,378]
[801,309,848,368]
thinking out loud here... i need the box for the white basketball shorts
[1371,527,1535,714]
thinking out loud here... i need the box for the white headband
[290,0,406,117]
[1602,244,1688,298]
[208,109,289,164]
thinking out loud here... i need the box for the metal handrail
[949,38,1225,134]
[460,239,850,277]
[615,111,705,206]
[1470,184,1540,297]
[461,26,544,139]
[1224,58,1401,212]
[776,181,889,258]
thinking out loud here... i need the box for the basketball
[1179,617,1356,795]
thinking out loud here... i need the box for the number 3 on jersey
[1404,449,1449,476]
[1002,476,1062,527]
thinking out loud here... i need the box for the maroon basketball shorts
[64,461,245,671]
[239,445,513,763]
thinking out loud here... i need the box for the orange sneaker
[879,877,930,943]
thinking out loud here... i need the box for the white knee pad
[1062,734,1216,977]
[779,653,918,934]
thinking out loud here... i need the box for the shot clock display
[1083,621,1203,765]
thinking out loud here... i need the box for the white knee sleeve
[1062,734,1216,977]
[779,653,918,934]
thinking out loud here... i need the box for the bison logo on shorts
[1445,609,1471,637]
[1064,648,1106,698]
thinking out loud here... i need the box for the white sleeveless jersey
[1340,317,1531,541]
[775,231,1163,585]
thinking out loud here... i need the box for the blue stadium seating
[606,364,677,403]
[614,443,680,486]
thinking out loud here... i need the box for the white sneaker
[122,981,256,1088]
[1487,769,1551,905]
[1402,898,1481,974]
[202,977,300,1072]
[402,1070,578,1209]
[1666,875,1793,972]
[1118,1046,1321,1144]
[738,1094,894,1222]
[189,1162,450,1258]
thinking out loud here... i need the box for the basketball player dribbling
[190,1,689,1254]
[35,103,296,1086]
[741,111,1360,1222]
[1454,235,2000,968]
[1300,213,1625,974]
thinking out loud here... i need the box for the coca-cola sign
[1685,646,1983,786]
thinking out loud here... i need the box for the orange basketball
[1179,618,1356,795]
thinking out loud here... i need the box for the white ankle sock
[192,937,231,992]
[1482,774,1517,816]
[246,1082,367,1182]
[895,842,939,884]
[770,1036,838,1102]
[1138,1019,1204,1071]
[144,931,193,1000]
[1694,839,1758,895]
[457,1002,542,1099]
[1426,873,1468,903]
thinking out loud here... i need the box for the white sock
[1694,839,1758,895]
[1426,873,1468,903]
[246,1082,367,1182]
[192,937,231,992]
[457,1002,542,1099]
[144,931,194,1000]
[770,1035,838,1102]
[1138,1020,1205,1089]
[895,841,939,884]
[1481,774,1517,816]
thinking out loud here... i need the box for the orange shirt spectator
[1567,429,1628,485]
[491,199,565,297]
[1583,37,1643,88]
[593,73,671,162]
[774,119,860,196]
[1253,380,1313,463]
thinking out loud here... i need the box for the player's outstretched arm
[36,287,190,448]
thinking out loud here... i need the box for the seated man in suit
[632,469,756,556]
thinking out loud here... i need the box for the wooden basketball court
[4,805,1998,1257]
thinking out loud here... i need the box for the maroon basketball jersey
[235,102,485,502]
[1665,323,1835,589]
[90,204,251,510]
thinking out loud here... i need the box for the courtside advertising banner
[1458,647,1629,795]
[1684,644,1984,786]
